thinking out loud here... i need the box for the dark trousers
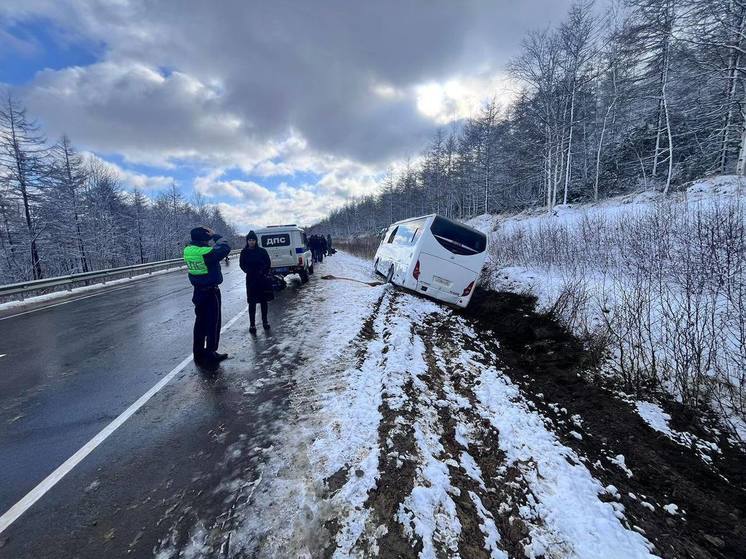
[249,301,268,326]
[193,286,221,358]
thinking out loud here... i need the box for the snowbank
[470,176,746,443]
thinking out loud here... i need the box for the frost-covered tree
[0,95,47,279]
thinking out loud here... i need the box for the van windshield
[430,216,486,255]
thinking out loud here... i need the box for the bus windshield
[430,216,486,255]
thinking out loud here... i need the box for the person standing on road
[183,226,231,367]
[239,230,274,334]
[326,234,333,255]
[312,235,325,263]
[309,235,319,263]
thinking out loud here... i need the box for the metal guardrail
[0,249,241,301]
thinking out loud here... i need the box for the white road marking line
[0,354,6,358]
[0,283,140,321]
[0,306,248,535]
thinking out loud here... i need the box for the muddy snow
[157,251,745,559]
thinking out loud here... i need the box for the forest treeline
[314,0,746,235]
[0,96,237,285]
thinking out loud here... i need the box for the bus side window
[387,226,398,243]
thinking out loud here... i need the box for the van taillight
[413,260,420,280]
[462,281,474,297]
[298,257,303,266]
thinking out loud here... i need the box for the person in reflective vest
[184,226,231,367]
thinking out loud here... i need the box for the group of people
[183,226,278,368]
[308,234,333,263]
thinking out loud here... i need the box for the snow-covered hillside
[469,176,746,443]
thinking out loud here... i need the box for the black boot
[262,322,271,330]
[194,352,218,370]
[249,325,257,334]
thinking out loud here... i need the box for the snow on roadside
[390,299,463,558]
[224,252,387,557]
[474,364,656,558]
[635,401,721,463]
[467,174,744,238]
[194,251,662,558]
[431,312,656,558]
[635,402,674,437]
[469,176,746,446]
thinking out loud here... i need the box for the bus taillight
[462,281,474,297]
[413,260,420,280]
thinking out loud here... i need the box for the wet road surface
[0,261,320,557]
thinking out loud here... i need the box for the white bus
[374,214,487,308]
[255,224,314,283]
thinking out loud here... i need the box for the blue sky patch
[0,17,101,84]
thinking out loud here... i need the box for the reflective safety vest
[183,245,212,275]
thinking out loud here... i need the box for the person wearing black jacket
[239,230,274,334]
[183,226,231,367]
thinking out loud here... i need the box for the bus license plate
[433,275,452,288]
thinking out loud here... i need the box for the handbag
[262,273,275,297]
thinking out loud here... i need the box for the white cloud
[415,73,518,124]
[193,170,274,202]
[194,164,383,231]
[2,0,572,226]
[82,151,175,191]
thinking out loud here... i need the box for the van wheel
[299,269,309,283]
[309,263,314,275]
[386,265,395,284]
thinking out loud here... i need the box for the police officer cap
[191,226,213,242]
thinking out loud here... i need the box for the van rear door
[417,216,486,293]
[416,252,474,294]
[423,216,486,273]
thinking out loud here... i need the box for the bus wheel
[386,265,395,284]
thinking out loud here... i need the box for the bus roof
[388,214,484,237]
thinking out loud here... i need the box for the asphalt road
[0,261,310,557]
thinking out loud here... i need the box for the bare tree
[0,95,47,279]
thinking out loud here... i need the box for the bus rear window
[430,216,486,255]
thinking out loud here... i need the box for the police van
[255,224,314,283]
[374,214,487,308]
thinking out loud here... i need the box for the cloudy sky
[0,0,572,231]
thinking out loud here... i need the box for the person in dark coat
[312,234,324,263]
[239,230,274,334]
[183,226,231,367]
[309,235,318,263]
